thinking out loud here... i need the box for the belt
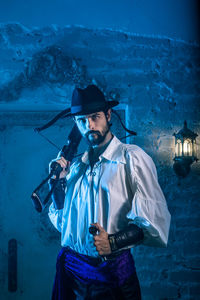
[58,247,135,287]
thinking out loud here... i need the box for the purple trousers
[52,247,141,300]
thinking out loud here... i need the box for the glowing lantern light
[173,121,198,177]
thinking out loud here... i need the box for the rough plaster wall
[0,24,200,299]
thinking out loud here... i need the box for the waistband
[67,246,128,262]
[57,247,135,287]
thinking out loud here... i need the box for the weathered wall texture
[0,24,200,300]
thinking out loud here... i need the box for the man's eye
[92,115,99,121]
[78,118,86,123]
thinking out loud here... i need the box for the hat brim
[68,100,119,116]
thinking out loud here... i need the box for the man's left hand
[91,223,112,256]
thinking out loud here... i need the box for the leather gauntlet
[49,178,66,210]
[108,224,144,252]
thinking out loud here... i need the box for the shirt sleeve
[48,156,66,232]
[48,203,63,232]
[125,147,171,247]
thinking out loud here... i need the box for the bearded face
[75,110,111,146]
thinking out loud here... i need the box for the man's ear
[106,109,112,122]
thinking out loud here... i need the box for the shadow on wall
[0,45,89,102]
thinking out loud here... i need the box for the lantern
[173,121,198,177]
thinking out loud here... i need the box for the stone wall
[0,24,199,299]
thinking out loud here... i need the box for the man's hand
[91,223,111,256]
[50,156,70,179]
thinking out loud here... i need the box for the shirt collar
[81,135,126,165]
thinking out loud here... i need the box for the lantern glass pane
[175,139,182,156]
[183,139,192,156]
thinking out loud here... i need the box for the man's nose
[86,118,95,130]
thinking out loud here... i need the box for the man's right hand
[50,156,70,179]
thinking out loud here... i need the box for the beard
[85,124,110,146]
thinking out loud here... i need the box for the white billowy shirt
[49,135,171,257]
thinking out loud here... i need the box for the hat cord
[33,108,137,153]
[112,110,137,136]
[34,108,71,132]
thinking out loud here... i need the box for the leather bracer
[49,178,66,210]
[108,224,144,252]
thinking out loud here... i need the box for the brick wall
[0,24,199,299]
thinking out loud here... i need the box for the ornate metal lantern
[173,121,198,177]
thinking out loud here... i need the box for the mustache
[85,130,101,137]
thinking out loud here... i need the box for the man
[48,85,171,299]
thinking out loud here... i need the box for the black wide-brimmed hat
[70,85,119,116]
